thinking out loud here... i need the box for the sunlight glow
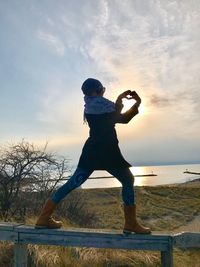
[122,99,146,116]
[130,166,154,186]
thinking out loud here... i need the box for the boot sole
[35,225,62,229]
[35,225,48,229]
[123,230,151,235]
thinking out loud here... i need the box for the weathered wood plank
[0,222,23,231]
[1,225,170,251]
[17,232,171,251]
[174,232,200,249]
[0,224,172,251]
[12,225,171,249]
[14,225,170,240]
[0,230,18,241]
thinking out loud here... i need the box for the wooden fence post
[161,248,173,267]
[14,243,28,267]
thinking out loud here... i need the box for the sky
[0,0,200,168]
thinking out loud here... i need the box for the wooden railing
[0,222,199,267]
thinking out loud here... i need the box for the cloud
[37,30,65,56]
[149,94,172,107]
[34,1,200,155]
[1,0,199,165]
[84,1,200,95]
[77,0,200,142]
[36,81,86,135]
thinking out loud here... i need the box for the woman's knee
[109,168,134,185]
[121,173,134,190]
[51,168,92,203]
[72,173,87,187]
[71,168,92,187]
[124,169,135,184]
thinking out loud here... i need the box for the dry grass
[0,242,13,267]
[0,183,200,266]
[27,245,161,267]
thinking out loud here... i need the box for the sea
[80,163,200,189]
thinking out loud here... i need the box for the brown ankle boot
[123,204,151,234]
[35,198,62,229]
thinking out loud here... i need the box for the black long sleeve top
[77,101,139,170]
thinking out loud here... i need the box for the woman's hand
[117,90,132,101]
[130,91,141,104]
[117,90,141,103]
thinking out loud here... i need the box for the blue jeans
[51,167,135,205]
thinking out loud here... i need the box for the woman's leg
[107,167,151,234]
[35,167,93,229]
[107,167,135,205]
[51,167,93,204]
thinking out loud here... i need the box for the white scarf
[84,96,115,114]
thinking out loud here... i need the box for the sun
[122,98,146,115]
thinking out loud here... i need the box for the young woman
[35,78,151,234]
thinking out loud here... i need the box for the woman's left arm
[115,91,141,124]
[115,90,131,113]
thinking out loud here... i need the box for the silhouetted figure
[35,78,151,234]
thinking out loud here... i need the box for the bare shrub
[57,190,99,228]
[0,140,71,221]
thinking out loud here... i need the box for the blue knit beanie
[81,78,104,95]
